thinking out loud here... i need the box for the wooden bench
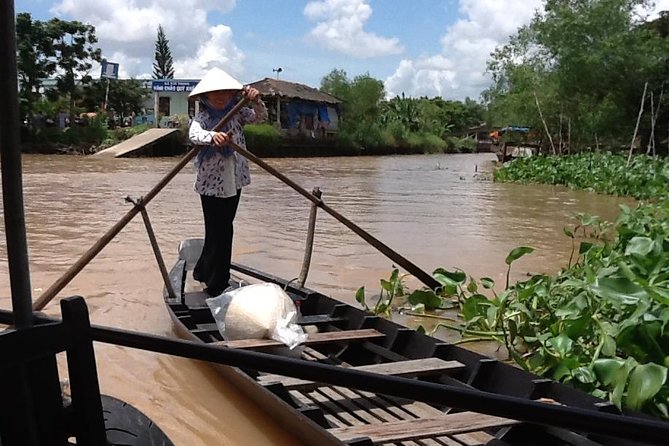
[215,328,385,349]
[327,411,517,443]
[258,357,465,390]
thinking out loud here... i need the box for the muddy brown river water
[0,153,633,444]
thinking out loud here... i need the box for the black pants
[194,190,241,296]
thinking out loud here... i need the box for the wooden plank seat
[327,411,517,443]
[258,358,465,390]
[216,328,385,349]
[296,314,347,326]
[189,315,347,331]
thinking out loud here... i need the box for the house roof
[248,78,341,104]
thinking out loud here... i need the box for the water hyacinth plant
[359,200,669,418]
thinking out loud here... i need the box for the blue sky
[14,0,669,100]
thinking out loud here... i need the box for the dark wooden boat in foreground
[165,239,656,446]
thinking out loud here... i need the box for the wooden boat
[165,239,650,446]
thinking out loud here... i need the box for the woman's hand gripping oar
[32,97,250,312]
[225,140,441,290]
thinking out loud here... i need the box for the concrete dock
[93,128,180,158]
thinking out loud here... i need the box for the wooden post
[154,91,160,128]
[61,297,108,445]
[627,81,648,167]
[276,97,281,126]
[534,91,556,155]
[0,0,33,328]
[298,187,322,288]
[126,196,177,300]
[558,110,563,155]
[646,87,663,157]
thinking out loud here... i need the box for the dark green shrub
[244,124,282,151]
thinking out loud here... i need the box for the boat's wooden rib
[258,358,465,390]
[164,239,655,446]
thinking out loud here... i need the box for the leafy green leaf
[505,246,535,265]
[480,277,495,289]
[462,294,490,321]
[407,290,443,311]
[625,237,655,257]
[591,277,647,305]
[433,268,466,284]
[355,287,367,309]
[626,363,667,411]
[547,334,573,358]
[579,242,594,254]
[573,366,597,384]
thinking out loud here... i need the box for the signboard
[100,60,119,79]
[151,80,198,93]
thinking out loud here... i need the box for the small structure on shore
[467,123,494,153]
[249,78,341,139]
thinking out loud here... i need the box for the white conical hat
[189,67,244,97]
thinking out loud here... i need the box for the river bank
[19,122,480,157]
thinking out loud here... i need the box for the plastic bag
[206,282,307,350]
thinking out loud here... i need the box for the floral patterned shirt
[188,100,267,198]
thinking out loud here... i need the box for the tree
[82,79,149,118]
[16,13,56,125]
[320,68,350,101]
[484,0,669,152]
[153,25,175,79]
[47,18,102,123]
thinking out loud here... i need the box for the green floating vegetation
[359,153,669,419]
[495,153,669,201]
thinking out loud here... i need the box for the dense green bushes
[243,124,282,152]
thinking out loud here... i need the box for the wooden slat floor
[184,269,517,445]
[259,347,515,446]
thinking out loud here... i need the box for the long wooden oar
[226,139,441,290]
[32,98,250,311]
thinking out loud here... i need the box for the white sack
[206,282,307,349]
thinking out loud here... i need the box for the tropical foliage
[16,13,102,125]
[320,69,484,154]
[81,79,149,119]
[483,0,669,153]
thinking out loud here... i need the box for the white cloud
[304,0,403,57]
[385,0,542,100]
[51,0,242,79]
[173,25,245,79]
[637,0,669,19]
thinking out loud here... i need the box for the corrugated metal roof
[249,78,341,104]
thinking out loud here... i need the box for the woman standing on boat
[188,67,267,296]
